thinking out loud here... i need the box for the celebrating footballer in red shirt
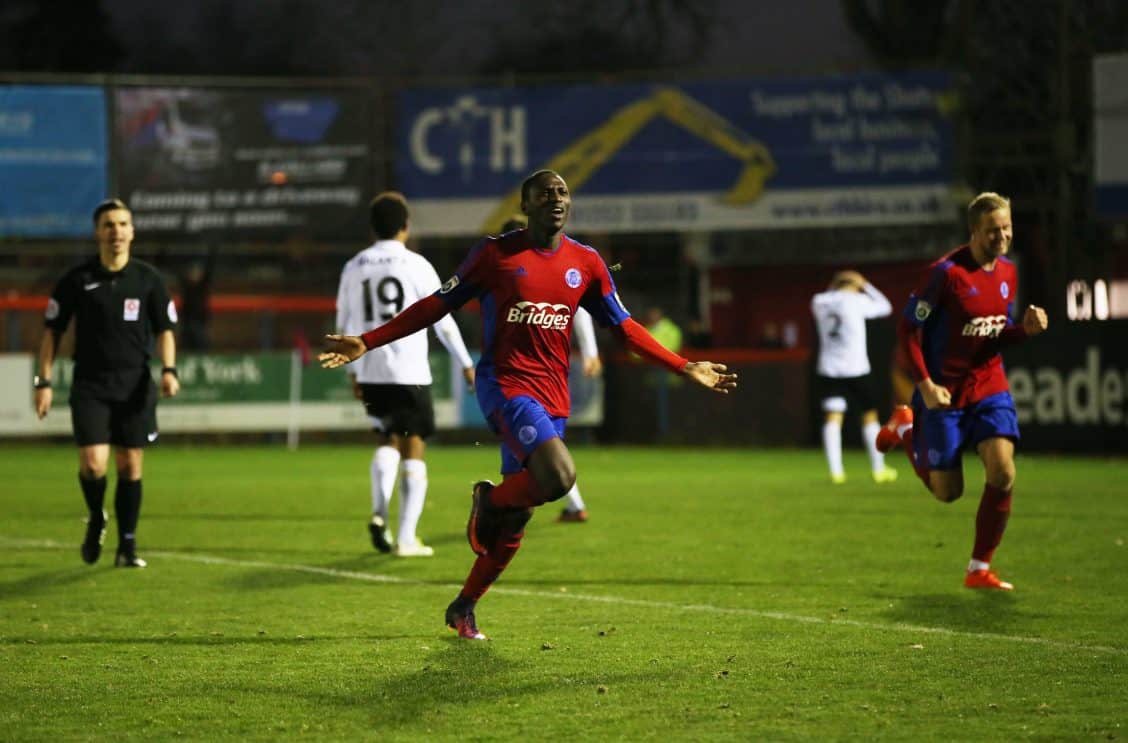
[321,170,737,639]
[876,192,1048,592]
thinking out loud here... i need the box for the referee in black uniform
[33,198,180,568]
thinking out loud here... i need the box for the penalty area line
[2,536,1124,656]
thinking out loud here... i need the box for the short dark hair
[369,191,409,239]
[92,198,130,225]
[520,169,562,203]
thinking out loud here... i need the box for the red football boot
[876,405,913,453]
[964,569,1014,591]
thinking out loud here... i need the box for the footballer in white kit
[810,270,897,485]
[335,192,475,557]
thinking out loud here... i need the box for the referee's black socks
[79,474,107,518]
[114,475,142,547]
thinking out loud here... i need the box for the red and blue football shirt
[436,229,630,418]
[901,244,1026,408]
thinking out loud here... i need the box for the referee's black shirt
[45,256,177,399]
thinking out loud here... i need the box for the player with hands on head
[335,191,476,558]
[811,268,897,485]
[322,169,736,639]
[875,192,1048,591]
[35,198,179,569]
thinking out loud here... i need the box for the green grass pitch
[1,443,1125,741]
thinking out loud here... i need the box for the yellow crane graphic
[481,86,776,233]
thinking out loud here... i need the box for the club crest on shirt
[914,299,932,322]
[1000,281,1009,299]
[564,268,582,288]
[440,275,460,294]
[123,298,140,322]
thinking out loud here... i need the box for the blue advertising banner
[397,72,956,235]
[0,86,107,237]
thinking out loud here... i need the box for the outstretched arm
[611,318,737,393]
[320,294,451,369]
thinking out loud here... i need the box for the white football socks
[822,421,843,478]
[371,445,400,521]
[863,420,884,473]
[563,482,586,512]
[397,459,427,547]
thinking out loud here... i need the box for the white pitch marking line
[3,537,1124,656]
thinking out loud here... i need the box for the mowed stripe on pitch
[2,537,1124,657]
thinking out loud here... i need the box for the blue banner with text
[397,71,956,235]
[0,86,108,237]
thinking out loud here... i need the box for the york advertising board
[397,71,955,236]
[0,351,602,436]
[114,87,374,239]
[0,85,108,237]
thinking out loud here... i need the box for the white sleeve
[573,306,598,359]
[417,257,473,369]
[860,282,892,319]
[433,314,474,369]
[334,265,351,334]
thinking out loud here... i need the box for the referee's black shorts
[359,383,436,438]
[70,377,159,448]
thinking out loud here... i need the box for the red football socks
[460,525,525,602]
[901,429,932,491]
[486,470,544,508]
[972,483,1012,563]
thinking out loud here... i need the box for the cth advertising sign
[397,71,956,236]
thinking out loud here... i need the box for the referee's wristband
[161,366,179,379]
[33,375,52,389]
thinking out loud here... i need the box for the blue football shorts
[486,394,567,475]
[912,390,1020,471]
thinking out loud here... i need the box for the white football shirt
[811,282,892,378]
[336,240,473,385]
[572,307,598,359]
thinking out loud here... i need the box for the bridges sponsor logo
[505,301,571,330]
[962,314,1006,338]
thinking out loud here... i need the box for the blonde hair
[967,192,1010,231]
[829,270,861,291]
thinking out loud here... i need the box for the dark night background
[1,1,1126,447]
